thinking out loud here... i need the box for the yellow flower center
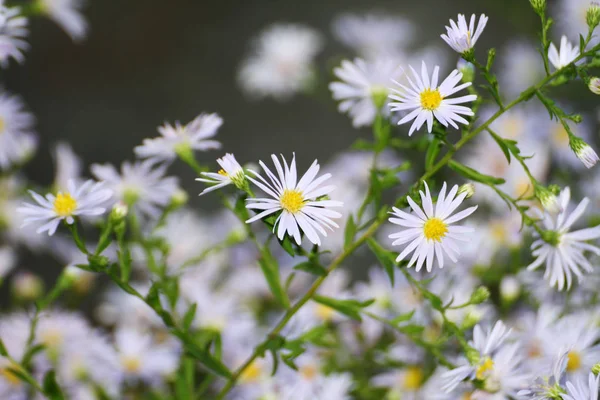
[53,193,77,217]
[567,351,582,372]
[423,218,448,242]
[402,366,424,390]
[121,356,142,373]
[300,364,319,381]
[490,222,507,243]
[280,189,304,213]
[218,169,228,177]
[476,357,494,380]
[240,360,262,383]
[462,393,473,400]
[420,88,443,111]
[315,304,335,321]
[41,329,64,348]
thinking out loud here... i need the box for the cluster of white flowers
[2,0,600,399]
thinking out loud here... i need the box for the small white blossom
[548,36,580,70]
[0,92,37,170]
[197,153,246,194]
[0,1,28,67]
[563,372,600,400]
[38,0,88,42]
[441,13,489,54]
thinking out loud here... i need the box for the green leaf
[390,310,415,325]
[351,138,374,151]
[448,160,505,185]
[397,324,425,335]
[42,370,65,400]
[488,131,511,163]
[343,215,356,250]
[182,303,197,331]
[367,238,395,285]
[0,338,7,357]
[278,235,296,257]
[293,261,328,277]
[179,337,232,378]
[313,295,374,321]
[258,249,290,308]
[145,282,161,311]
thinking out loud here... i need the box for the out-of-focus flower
[246,154,343,246]
[37,0,88,42]
[557,0,599,46]
[0,246,15,279]
[388,182,477,271]
[18,180,112,236]
[53,142,83,192]
[329,57,403,127]
[389,62,476,135]
[11,272,44,300]
[135,113,222,165]
[331,13,414,59]
[499,41,545,98]
[440,13,488,54]
[0,1,28,67]
[91,160,179,220]
[563,372,600,400]
[0,92,37,170]
[589,77,600,94]
[238,24,323,100]
[197,153,247,194]
[548,36,580,70]
[527,188,600,290]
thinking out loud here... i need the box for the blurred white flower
[135,113,222,165]
[0,246,15,279]
[499,41,545,98]
[238,24,323,100]
[246,154,343,246]
[388,182,477,272]
[53,142,83,192]
[0,313,31,400]
[563,372,600,400]
[556,0,598,47]
[527,187,600,291]
[389,62,477,135]
[548,36,580,70]
[38,0,88,42]
[0,1,28,67]
[18,179,112,236]
[332,13,414,59]
[0,92,37,170]
[91,160,180,219]
[441,13,489,54]
[329,57,404,127]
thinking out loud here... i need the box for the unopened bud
[541,230,561,247]
[500,276,521,302]
[534,185,561,214]
[592,363,600,375]
[469,286,490,305]
[529,0,546,15]
[12,272,44,301]
[570,135,599,169]
[589,77,600,94]
[371,86,389,110]
[462,309,483,329]
[171,189,189,208]
[458,183,476,199]
[110,201,128,222]
[587,2,600,31]
[457,59,475,83]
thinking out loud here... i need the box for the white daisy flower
[0,92,37,170]
[91,160,180,219]
[238,24,323,100]
[245,154,343,246]
[563,373,600,400]
[441,13,489,54]
[134,113,222,165]
[557,0,599,47]
[548,36,580,70]
[18,179,112,236]
[331,13,414,59]
[441,321,512,393]
[115,327,180,385]
[329,57,404,127]
[388,182,477,272]
[388,61,477,135]
[197,153,246,195]
[38,0,87,42]
[0,2,28,67]
[527,187,600,291]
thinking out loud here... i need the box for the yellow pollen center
[315,304,335,321]
[567,351,581,372]
[53,193,77,217]
[476,357,494,380]
[0,367,21,386]
[300,364,318,380]
[528,342,542,358]
[280,189,304,213]
[41,330,64,348]
[423,218,448,242]
[462,393,473,400]
[121,356,142,373]
[0,118,5,134]
[490,222,507,243]
[420,88,443,111]
[402,366,424,390]
[218,169,228,177]
[240,360,262,383]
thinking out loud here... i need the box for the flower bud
[457,59,475,83]
[12,272,44,301]
[569,135,599,169]
[589,77,600,95]
[587,2,600,31]
[469,286,490,305]
[541,230,561,247]
[170,189,189,208]
[529,0,546,15]
[462,309,483,329]
[500,276,521,303]
[458,183,475,199]
[593,363,600,375]
[534,184,561,214]
[110,201,128,222]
